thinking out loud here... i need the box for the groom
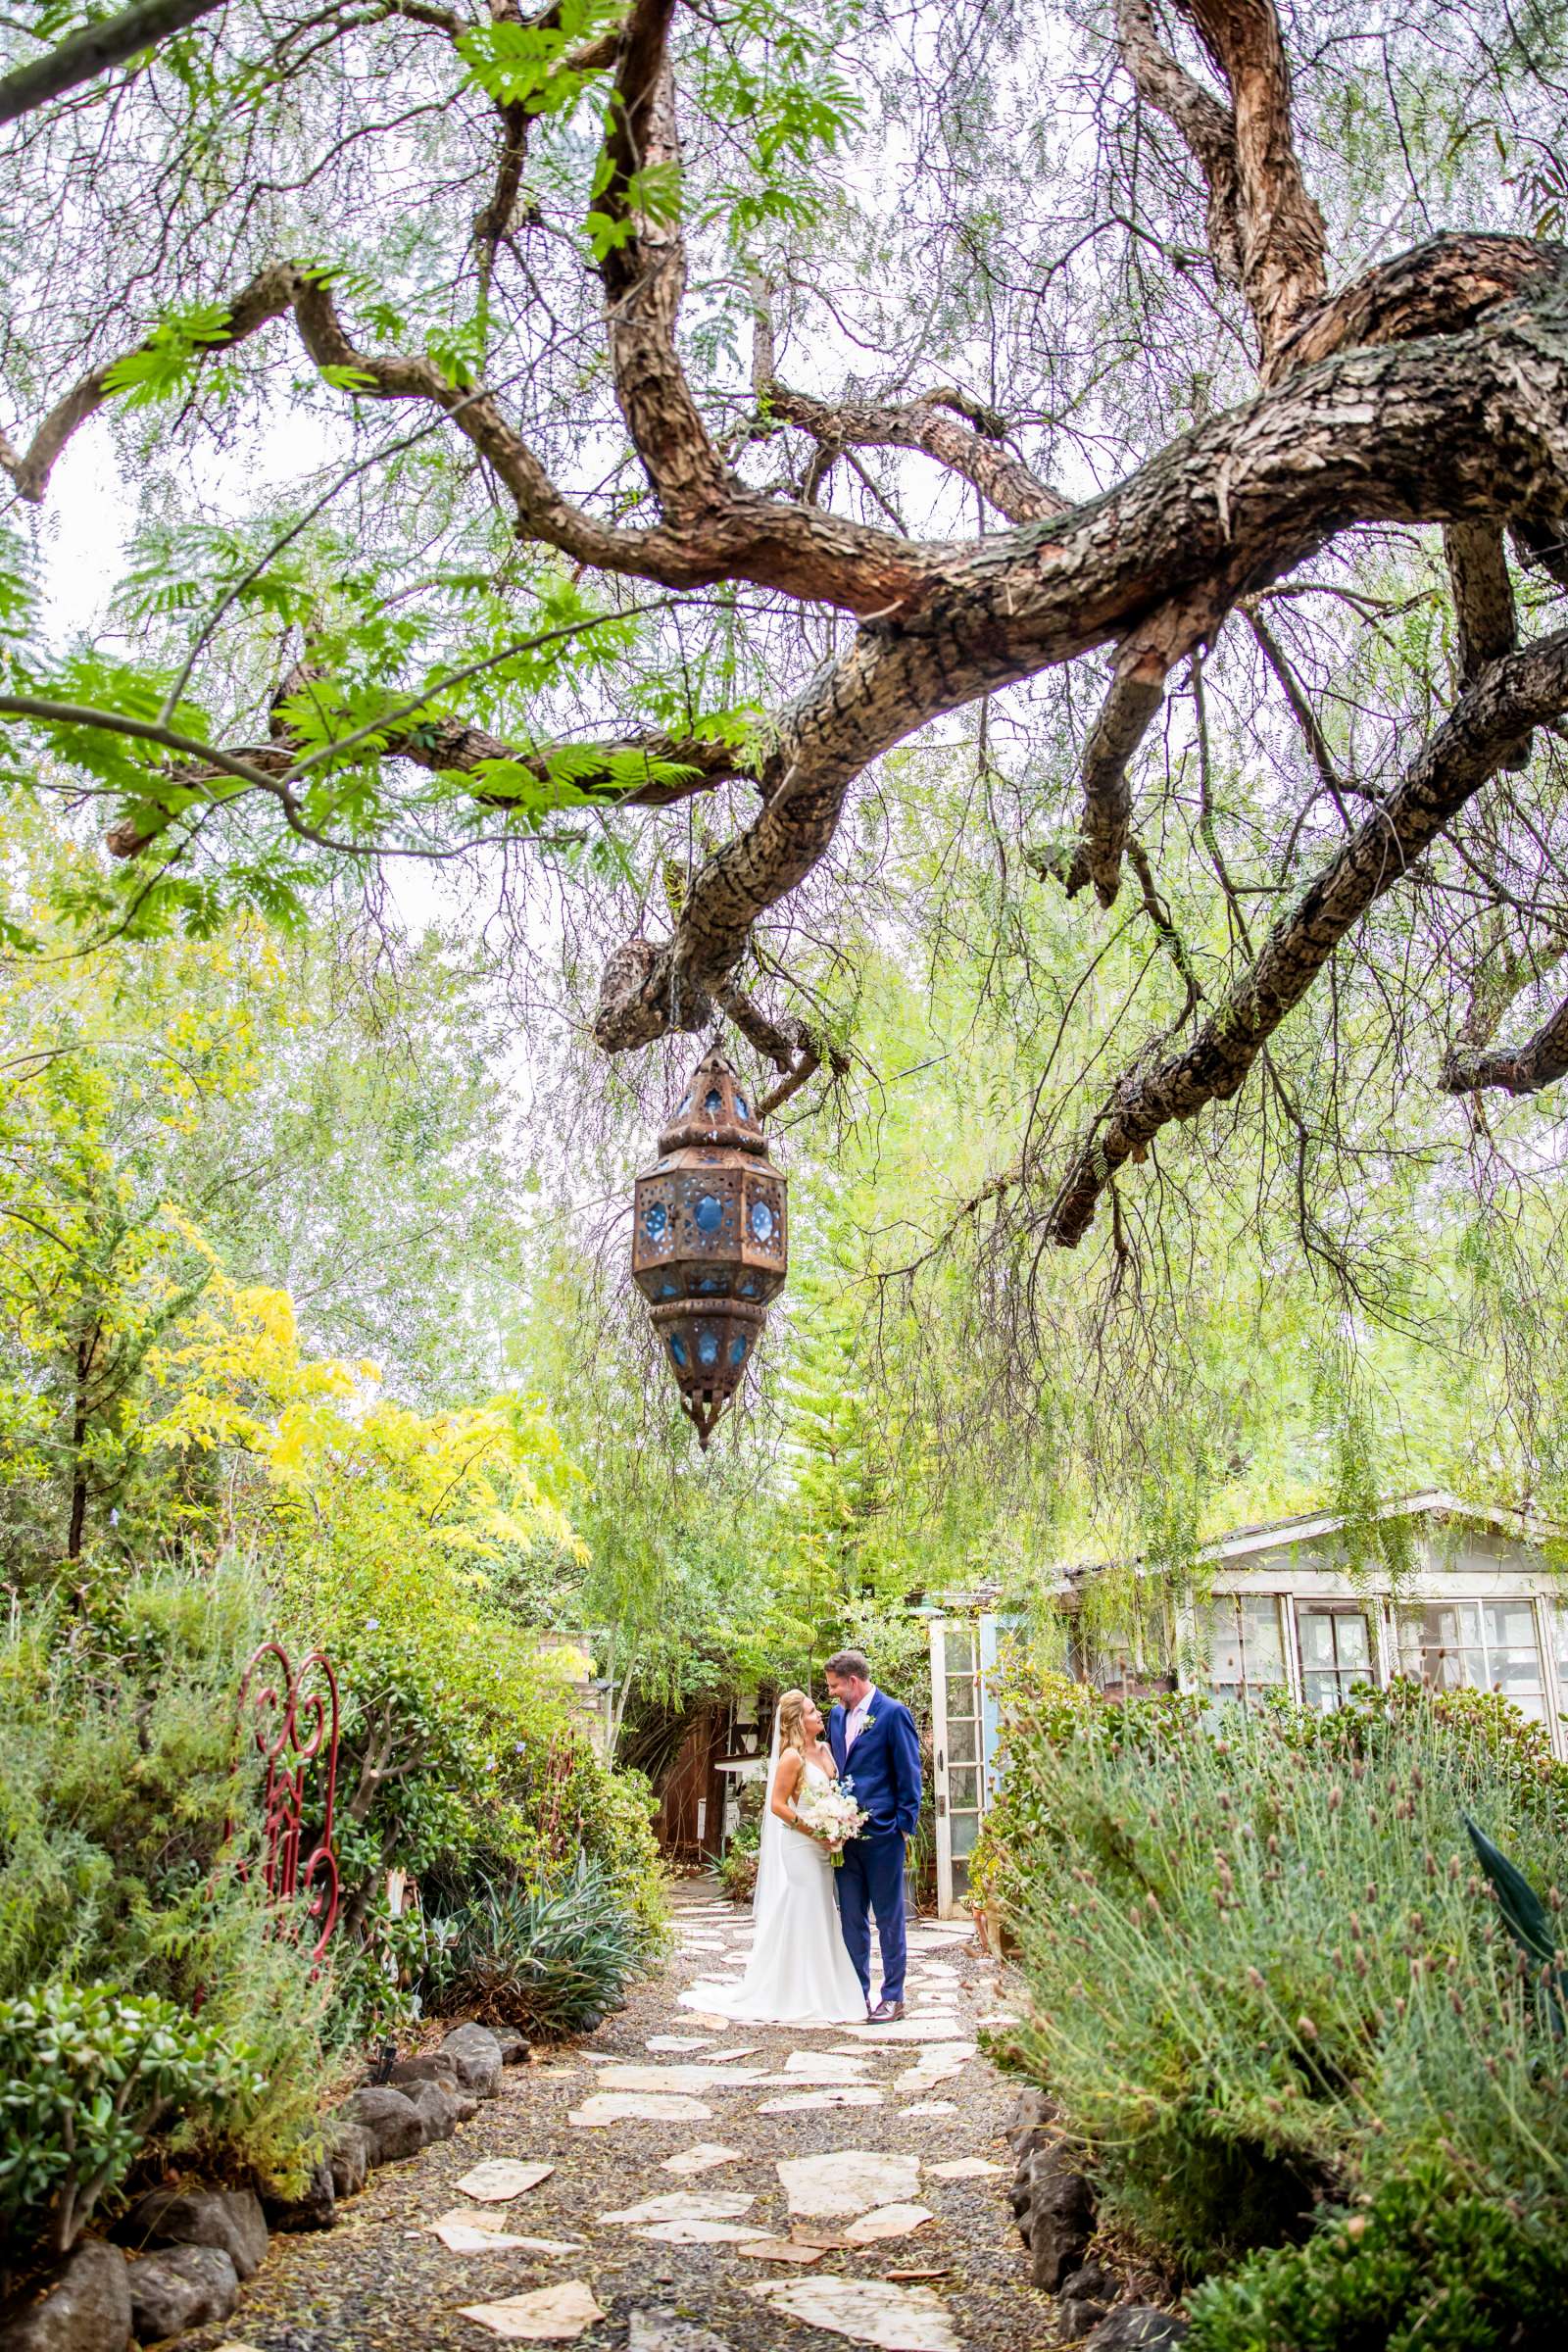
[825,1648,922,2021]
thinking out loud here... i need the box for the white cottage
[926,1490,1568,1915]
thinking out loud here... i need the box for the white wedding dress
[683,1756,868,2026]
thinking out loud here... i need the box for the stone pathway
[192,1886,1052,2352]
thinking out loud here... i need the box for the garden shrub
[424,1861,645,2036]
[1186,2158,1568,2352]
[987,1660,1568,2276]
[0,1983,262,2258]
[716,1823,760,1904]
[0,1564,338,2209]
[170,1303,671,1977]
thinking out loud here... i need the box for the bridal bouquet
[796,1778,868,1864]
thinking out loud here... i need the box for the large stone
[406,2078,461,2142]
[1005,2086,1055,2160]
[335,2085,425,2166]
[1013,2146,1096,2293]
[264,2158,336,2234]
[439,2023,505,2098]
[491,2026,530,2067]
[1058,2298,1110,2339]
[388,2050,461,2090]
[127,2245,238,2341]
[117,2186,268,2281]
[1083,2311,1189,2351]
[776,2152,921,2220]
[327,2121,373,2201]
[0,2240,131,2352]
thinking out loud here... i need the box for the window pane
[948,1767,981,1810]
[952,1857,971,1900]
[1334,1613,1371,1668]
[1204,1600,1245,1685]
[1407,1604,1480,1690]
[1298,1610,1339,1668]
[1301,1672,1343,1714]
[946,1718,979,1765]
[1486,1601,1537,1651]
[946,1675,978,1717]
[1242,1595,1286,1681]
[944,1628,976,1673]
[951,1810,980,1857]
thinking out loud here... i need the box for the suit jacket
[827,1690,922,1838]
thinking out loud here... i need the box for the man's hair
[825,1648,870,1682]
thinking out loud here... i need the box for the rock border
[1004,2091,1189,2346]
[0,2021,528,2352]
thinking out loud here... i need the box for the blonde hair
[776,1689,812,1753]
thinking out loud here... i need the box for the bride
[682,1688,868,2026]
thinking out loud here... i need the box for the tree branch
[1444,519,1531,774]
[1177,0,1327,361]
[1440,933,1568,1097]
[593,0,727,522]
[0,0,226,125]
[1440,989,1568,1099]
[766,383,1068,526]
[1059,586,1231,905]
[1114,0,1244,289]
[1041,628,1568,1245]
[0,263,298,503]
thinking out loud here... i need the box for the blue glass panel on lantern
[697,1330,719,1367]
[669,1335,688,1367]
[694,1194,722,1235]
[729,1334,749,1366]
[642,1201,668,1243]
[659,1281,678,1298]
[697,1274,727,1294]
[749,1199,775,1243]
[736,1094,750,1119]
[705,1088,723,1114]
[738,1277,759,1298]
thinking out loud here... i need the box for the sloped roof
[1059,1488,1564,1591]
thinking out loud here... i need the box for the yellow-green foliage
[146,1279,664,1946]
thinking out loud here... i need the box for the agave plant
[424,1861,643,2038]
[1465,1816,1568,2032]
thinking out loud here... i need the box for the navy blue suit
[828,1690,922,2006]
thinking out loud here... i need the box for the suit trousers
[836,1829,907,2004]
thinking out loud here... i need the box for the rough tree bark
[7,0,1568,1242]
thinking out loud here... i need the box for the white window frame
[1394,1592,1554,1726]
[928,1613,1015,1917]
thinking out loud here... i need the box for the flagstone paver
[182,1886,1049,2352]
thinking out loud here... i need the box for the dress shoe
[866,1998,906,2023]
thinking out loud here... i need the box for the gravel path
[190,1885,1054,2352]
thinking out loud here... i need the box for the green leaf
[102,304,237,409]
[1465,1815,1559,1965]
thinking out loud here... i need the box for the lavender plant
[988,1670,1568,2274]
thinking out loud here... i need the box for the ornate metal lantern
[631,1049,788,1446]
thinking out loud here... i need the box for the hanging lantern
[631,1048,788,1446]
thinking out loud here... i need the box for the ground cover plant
[981,1666,1568,2336]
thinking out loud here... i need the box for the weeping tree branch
[1039,629,1568,1246]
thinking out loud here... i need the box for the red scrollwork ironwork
[236,1640,341,1965]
